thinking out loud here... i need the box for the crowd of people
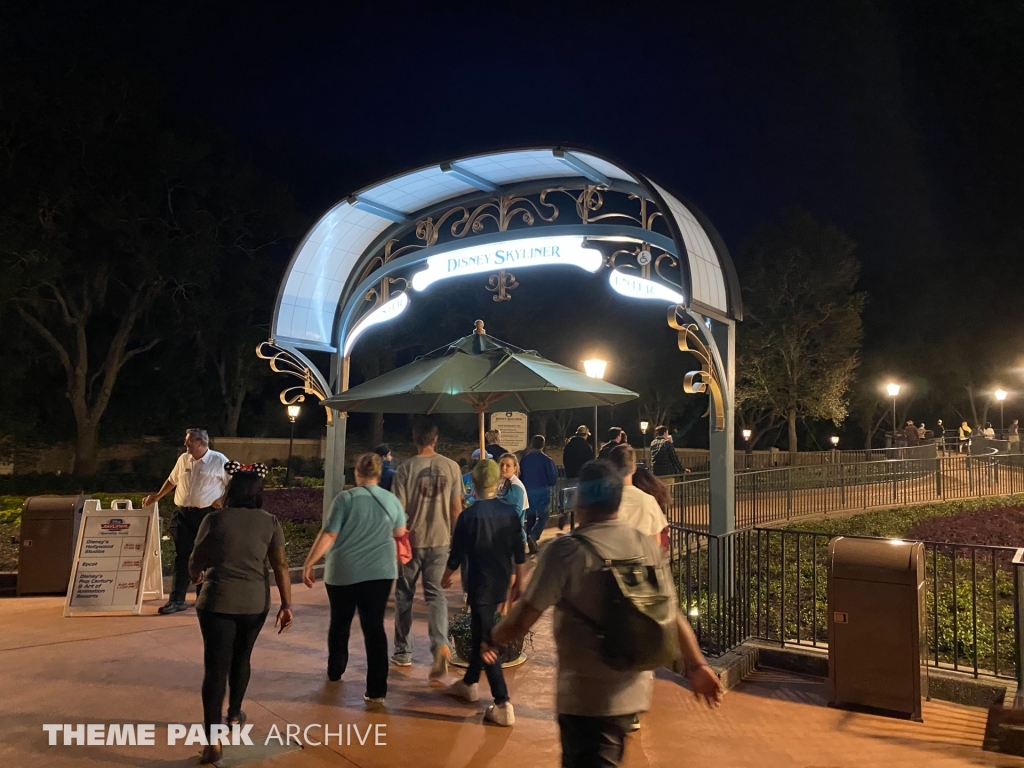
[143,421,720,766]
[895,417,1021,453]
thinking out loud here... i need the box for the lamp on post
[286,404,301,486]
[741,428,752,469]
[831,435,840,461]
[583,358,608,457]
[640,420,650,466]
[886,382,901,447]
[995,389,1008,437]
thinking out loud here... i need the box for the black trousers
[169,506,213,602]
[464,602,508,704]
[558,714,633,768]
[196,610,267,736]
[326,579,393,699]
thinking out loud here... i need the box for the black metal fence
[668,524,1023,681]
[665,450,1024,531]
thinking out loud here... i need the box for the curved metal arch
[331,175,658,349]
[336,224,681,355]
[271,145,741,356]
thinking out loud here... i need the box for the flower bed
[905,504,1024,548]
[262,487,324,523]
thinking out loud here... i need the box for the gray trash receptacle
[827,536,927,720]
[17,495,89,596]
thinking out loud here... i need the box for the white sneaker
[363,695,386,706]
[445,680,479,703]
[429,646,451,681]
[484,702,515,727]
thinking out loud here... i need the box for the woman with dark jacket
[189,464,294,765]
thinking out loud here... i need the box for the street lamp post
[583,358,608,458]
[286,404,301,486]
[640,421,650,466]
[886,383,901,447]
[996,389,1008,437]
[741,428,752,469]
[830,435,840,462]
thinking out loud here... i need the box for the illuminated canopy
[272,147,741,354]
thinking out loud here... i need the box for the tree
[736,209,865,452]
[0,66,211,472]
[190,159,303,437]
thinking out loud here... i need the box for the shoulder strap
[361,486,394,518]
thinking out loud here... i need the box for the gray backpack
[563,531,682,672]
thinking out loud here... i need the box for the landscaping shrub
[906,504,1024,548]
[262,487,323,522]
[0,472,166,497]
[786,494,1024,540]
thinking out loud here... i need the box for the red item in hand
[395,532,413,565]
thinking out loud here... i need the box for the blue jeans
[464,602,508,704]
[393,546,450,662]
[526,487,552,540]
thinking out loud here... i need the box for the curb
[738,640,1008,708]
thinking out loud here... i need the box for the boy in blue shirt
[441,459,526,726]
[519,435,559,553]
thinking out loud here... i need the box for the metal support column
[705,317,736,601]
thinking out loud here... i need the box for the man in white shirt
[143,428,230,614]
[607,445,669,542]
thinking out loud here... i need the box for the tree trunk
[371,413,384,446]
[787,408,798,452]
[224,394,244,438]
[73,420,100,475]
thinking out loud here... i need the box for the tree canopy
[735,209,865,452]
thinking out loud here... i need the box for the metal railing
[666,450,1024,531]
[669,524,1024,682]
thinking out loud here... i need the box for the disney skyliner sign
[40,234,684,756]
[344,234,685,354]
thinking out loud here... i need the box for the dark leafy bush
[0,472,166,497]
[906,504,1024,547]
[262,487,324,523]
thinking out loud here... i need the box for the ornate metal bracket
[668,306,724,432]
[486,270,519,301]
[256,341,334,425]
[359,184,680,306]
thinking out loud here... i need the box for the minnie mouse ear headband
[225,461,269,478]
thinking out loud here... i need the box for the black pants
[464,602,508,704]
[558,714,633,768]
[326,579,393,699]
[169,506,213,602]
[197,610,267,736]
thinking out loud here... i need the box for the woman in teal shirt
[302,453,406,703]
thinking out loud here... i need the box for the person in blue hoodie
[373,444,396,492]
[519,435,559,554]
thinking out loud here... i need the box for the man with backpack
[487,459,722,767]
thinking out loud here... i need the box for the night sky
[6,0,1023,442]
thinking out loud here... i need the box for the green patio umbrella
[322,320,638,456]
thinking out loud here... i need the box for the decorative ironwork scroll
[608,243,682,291]
[668,306,724,431]
[486,270,519,301]
[355,183,681,306]
[256,342,334,425]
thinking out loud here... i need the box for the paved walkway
[2,578,1022,767]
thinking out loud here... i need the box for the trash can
[827,536,927,720]
[17,495,90,596]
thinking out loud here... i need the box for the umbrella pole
[479,410,486,459]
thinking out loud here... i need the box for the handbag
[394,532,413,565]
[361,487,412,565]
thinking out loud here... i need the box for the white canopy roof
[273,147,740,352]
